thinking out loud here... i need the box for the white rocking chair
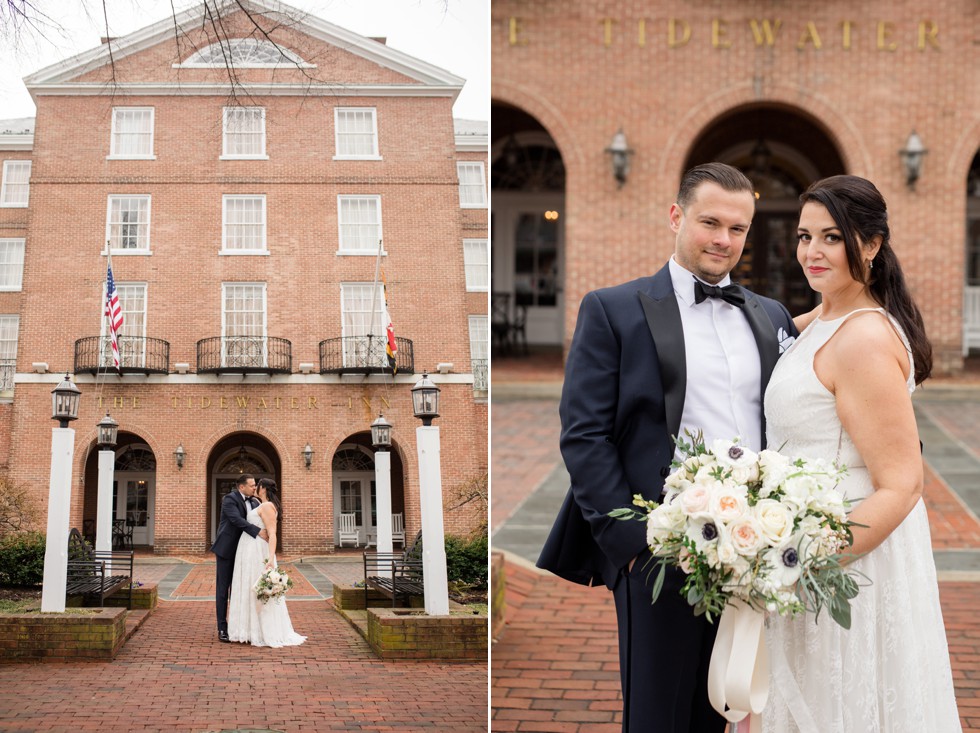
[338,512,360,547]
[391,512,406,548]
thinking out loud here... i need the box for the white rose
[708,486,748,523]
[753,499,795,545]
[729,517,766,556]
[781,473,820,509]
[646,504,684,548]
[716,539,739,565]
[679,485,712,516]
[664,470,691,490]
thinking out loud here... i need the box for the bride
[228,478,306,647]
[762,175,960,731]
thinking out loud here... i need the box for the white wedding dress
[762,308,961,732]
[227,506,306,648]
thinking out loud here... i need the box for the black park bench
[363,530,424,608]
[66,528,134,609]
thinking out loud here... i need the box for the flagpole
[369,238,383,344]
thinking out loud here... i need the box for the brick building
[491,0,980,373]
[0,1,488,554]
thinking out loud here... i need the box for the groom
[538,163,797,732]
[212,474,267,643]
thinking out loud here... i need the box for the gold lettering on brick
[309,396,318,409]
[114,397,124,409]
[797,21,822,49]
[170,396,177,408]
[132,397,140,409]
[275,397,282,409]
[749,19,782,46]
[220,396,227,408]
[362,396,372,409]
[508,17,528,46]
[877,21,897,50]
[200,397,211,409]
[380,396,391,409]
[236,396,250,408]
[668,18,691,48]
[599,18,615,47]
[258,398,268,408]
[841,20,854,50]
[918,20,939,50]
[637,18,647,47]
[291,397,299,409]
[712,18,731,49]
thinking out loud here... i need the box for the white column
[375,450,393,554]
[40,427,76,613]
[95,449,114,553]
[416,425,449,616]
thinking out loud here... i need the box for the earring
[869,259,874,270]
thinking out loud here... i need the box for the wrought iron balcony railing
[318,335,415,375]
[472,358,488,392]
[0,358,14,394]
[196,336,292,374]
[74,336,170,375]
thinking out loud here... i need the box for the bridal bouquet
[612,431,862,629]
[253,565,294,604]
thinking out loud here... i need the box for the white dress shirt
[668,257,762,457]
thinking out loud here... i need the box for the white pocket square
[777,327,795,354]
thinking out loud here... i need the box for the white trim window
[222,195,267,253]
[180,39,311,68]
[340,282,389,369]
[0,239,25,291]
[100,282,147,367]
[106,195,151,252]
[469,314,489,393]
[334,108,380,159]
[109,108,155,159]
[0,161,31,207]
[222,283,267,367]
[0,314,18,393]
[457,161,487,208]
[222,107,267,159]
[463,239,489,292]
[337,195,383,254]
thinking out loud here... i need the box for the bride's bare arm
[258,503,279,566]
[816,315,922,558]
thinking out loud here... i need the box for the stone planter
[366,607,488,661]
[0,606,127,662]
[491,552,506,640]
[105,583,158,610]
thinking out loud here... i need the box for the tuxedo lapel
[740,291,780,447]
[638,268,686,443]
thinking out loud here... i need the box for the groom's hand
[258,529,269,540]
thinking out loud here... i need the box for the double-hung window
[340,283,390,369]
[222,283,267,367]
[0,239,25,291]
[463,239,489,291]
[109,108,155,159]
[334,108,380,159]
[469,315,489,393]
[457,162,487,208]
[222,107,267,159]
[0,315,18,394]
[106,195,151,252]
[222,195,267,253]
[101,283,147,368]
[337,195,382,254]
[0,161,31,207]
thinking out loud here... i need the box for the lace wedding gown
[762,308,960,733]
[227,506,306,648]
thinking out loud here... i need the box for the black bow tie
[693,280,745,308]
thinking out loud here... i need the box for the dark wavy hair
[257,478,282,519]
[800,175,932,384]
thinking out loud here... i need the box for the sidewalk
[0,557,488,733]
[490,354,980,732]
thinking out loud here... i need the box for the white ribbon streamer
[708,601,770,729]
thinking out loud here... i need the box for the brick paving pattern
[0,600,488,733]
[174,563,319,599]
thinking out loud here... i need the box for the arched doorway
[331,434,406,548]
[207,432,280,546]
[685,105,846,316]
[491,102,567,348]
[82,431,157,548]
[964,152,980,354]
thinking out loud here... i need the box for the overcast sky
[0,0,489,121]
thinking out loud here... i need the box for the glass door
[113,473,154,546]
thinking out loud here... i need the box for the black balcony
[74,336,170,375]
[196,336,292,374]
[319,335,415,375]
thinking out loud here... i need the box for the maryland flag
[381,269,397,373]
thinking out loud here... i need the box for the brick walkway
[491,354,980,732]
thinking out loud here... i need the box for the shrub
[0,531,45,587]
[445,533,489,590]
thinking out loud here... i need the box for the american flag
[381,269,397,373]
[105,259,124,370]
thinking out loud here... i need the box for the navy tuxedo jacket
[537,264,797,589]
[210,490,260,559]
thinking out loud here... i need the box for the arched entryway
[491,102,567,349]
[685,105,846,316]
[964,152,980,354]
[82,431,157,548]
[207,432,280,547]
[331,433,406,548]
